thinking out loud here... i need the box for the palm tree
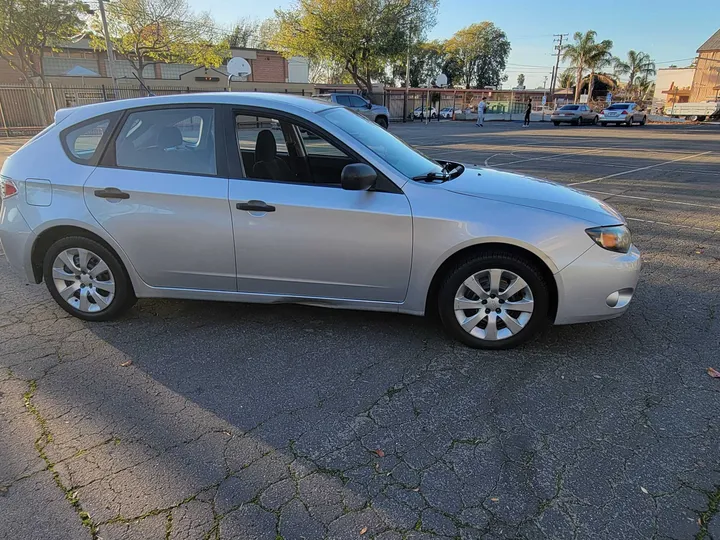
[614,51,656,99]
[562,30,599,103]
[558,68,575,89]
[585,39,613,100]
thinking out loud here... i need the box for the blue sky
[191,0,719,88]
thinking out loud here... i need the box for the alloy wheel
[52,248,116,313]
[453,268,534,341]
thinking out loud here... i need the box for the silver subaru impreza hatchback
[0,93,640,349]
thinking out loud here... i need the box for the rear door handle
[236,200,275,213]
[94,188,130,200]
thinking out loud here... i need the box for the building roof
[698,28,720,52]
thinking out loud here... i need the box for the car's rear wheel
[593,116,599,125]
[43,236,136,321]
[437,252,550,349]
[553,121,560,126]
[375,116,389,129]
[639,115,647,126]
[625,116,633,126]
[572,118,580,126]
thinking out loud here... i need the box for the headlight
[586,225,632,253]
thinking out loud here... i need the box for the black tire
[601,122,608,126]
[593,116,599,125]
[639,115,647,126]
[437,251,550,350]
[553,121,560,126]
[572,118,580,126]
[43,236,136,321]
[431,113,437,119]
[375,116,389,129]
[625,117,633,126]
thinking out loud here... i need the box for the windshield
[560,105,579,110]
[321,107,442,179]
[607,104,630,110]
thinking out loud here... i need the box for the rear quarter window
[61,115,115,164]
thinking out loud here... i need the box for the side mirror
[366,101,372,109]
[341,163,376,191]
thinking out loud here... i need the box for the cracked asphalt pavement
[1,122,719,540]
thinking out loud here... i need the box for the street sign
[606,92,612,103]
[579,94,588,103]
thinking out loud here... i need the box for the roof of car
[55,92,339,125]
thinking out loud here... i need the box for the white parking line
[579,188,720,210]
[625,217,718,234]
[569,151,713,186]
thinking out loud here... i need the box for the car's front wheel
[43,236,136,321]
[601,122,608,126]
[553,121,560,126]
[437,252,550,349]
[593,116,599,125]
[375,116,389,129]
[639,116,647,126]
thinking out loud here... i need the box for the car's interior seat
[252,129,293,181]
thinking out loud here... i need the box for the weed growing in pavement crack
[23,379,99,538]
[696,486,720,540]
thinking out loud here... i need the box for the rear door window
[114,108,216,176]
[607,104,630,110]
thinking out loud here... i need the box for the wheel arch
[30,223,132,285]
[424,242,559,322]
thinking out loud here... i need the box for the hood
[371,104,389,113]
[445,167,625,226]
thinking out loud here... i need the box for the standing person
[523,99,532,127]
[476,97,487,127]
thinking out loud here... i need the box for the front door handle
[94,187,130,200]
[236,200,275,212]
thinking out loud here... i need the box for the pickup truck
[315,93,390,129]
[666,101,720,121]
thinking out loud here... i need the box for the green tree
[563,30,603,102]
[585,38,613,99]
[0,0,85,86]
[613,50,656,99]
[392,40,447,87]
[445,22,510,89]
[517,73,525,88]
[558,67,575,89]
[272,0,437,95]
[91,0,228,82]
[227,18,259,48]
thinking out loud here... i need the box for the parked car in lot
[413,106,437,119]
[551,104,598,126]
[0,93,640,349]
[599,103,647,126]
[439,107,462,119]
[314,93,389,129]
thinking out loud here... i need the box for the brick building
[0,39,311,92]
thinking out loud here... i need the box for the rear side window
[560,105,579,110]
[114,108,216,176]
[63,118,111,163]
[608,104,630,110]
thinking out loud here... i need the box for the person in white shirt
[476,97,487,127]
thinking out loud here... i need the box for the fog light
[606,288,634,308]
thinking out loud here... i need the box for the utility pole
[404,29,411,123]
[98,0,118,95]
[549,33,567,110]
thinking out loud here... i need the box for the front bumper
[554,244,641,325]
[0,202,36,282]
